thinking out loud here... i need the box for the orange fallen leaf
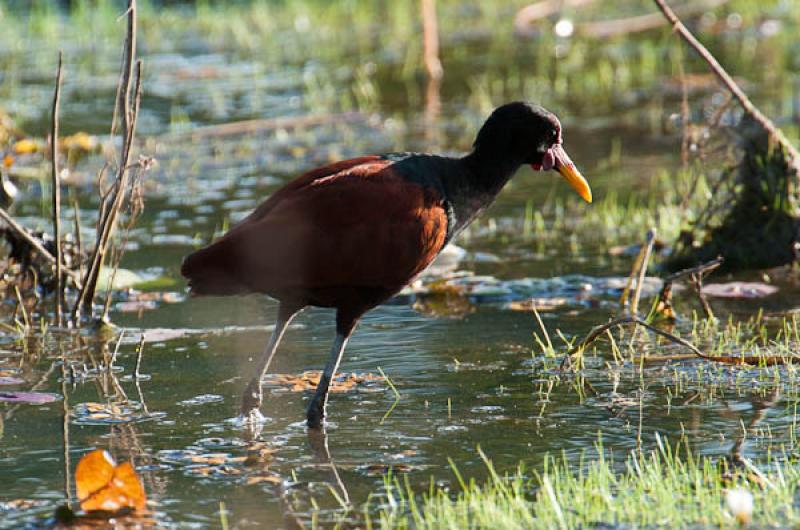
[75,449,146,513]
[263,371,385,392]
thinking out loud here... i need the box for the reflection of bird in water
[181,101,592,428]
[1,155,18,208]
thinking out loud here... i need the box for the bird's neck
[461,149,523,193]
[440,149,523,237]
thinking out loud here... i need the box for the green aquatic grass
[369,438,799,529]
[363,313,800,529]
[2,0,798,121]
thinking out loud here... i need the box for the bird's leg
[240,303,301,419]
[307,312,359,428]
[306,333,349,428]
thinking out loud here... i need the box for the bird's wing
[181,156,449,297]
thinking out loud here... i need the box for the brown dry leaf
[361,463,413,475]
[245,473,282,486]
[263,371,385,392]
[76,450,146,513]
[244,443,277,466]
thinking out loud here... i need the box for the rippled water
[1,3,800,527]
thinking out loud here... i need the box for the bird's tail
[180,240,249,296]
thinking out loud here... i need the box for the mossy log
[668,116,800,271]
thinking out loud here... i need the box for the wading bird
[181,101,592,428]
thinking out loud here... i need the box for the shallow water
[1,2,800,527]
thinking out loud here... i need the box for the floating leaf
[75,449,146,513]
[702,282,778,299]
[0,391,59,404]
[245,472,282,485]
[359,463,414,475]
[262,371,385,393]
[72,401,159,425]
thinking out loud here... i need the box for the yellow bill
[552,144,592,203]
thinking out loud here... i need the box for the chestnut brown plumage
[181,101,591,427]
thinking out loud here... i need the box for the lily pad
[97,268,145,291]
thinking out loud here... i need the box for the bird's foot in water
[240,378,263,418]
[306,398,326,429]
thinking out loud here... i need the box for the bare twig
[51,51,64,326]
[134,334,145,380]
[663,256,723,283]
[690,272,715,320]
[653,0,800,169]
[72,196,82,276]
[630,229,657,315]
[664,256,722,319]
[73,1,140,323]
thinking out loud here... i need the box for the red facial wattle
[530,143,592,203]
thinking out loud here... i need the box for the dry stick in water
[620,229,657,314]
[653,0,800,167]
[72,1,138,323]
[51,51,64,327]
[662,256,723,320]
[72,197,82,276]
[630,229,657,315]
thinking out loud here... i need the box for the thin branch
[51,51,64,327]
[663,256,723,282]
[73,1,138,323]
[630,229,657,315]
[653,0,800,169]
